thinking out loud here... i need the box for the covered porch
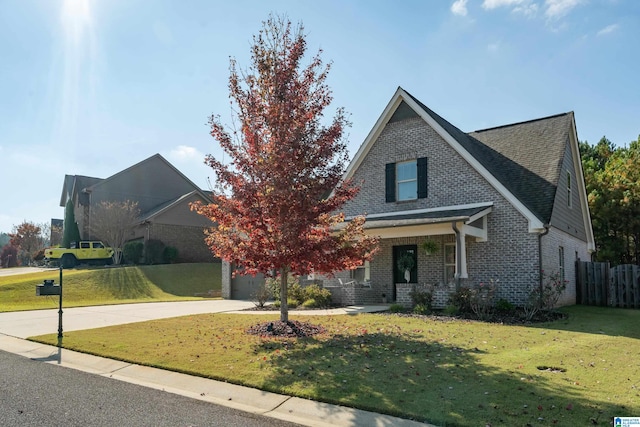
[327,202,493,307]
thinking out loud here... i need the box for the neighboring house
[59,154,215,263]
[226,87,595,306]
[49,218,63,247]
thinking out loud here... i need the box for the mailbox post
[35,266,63,339]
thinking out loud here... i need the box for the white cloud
[487,42,500,52]
[597,23,619,36]
[451,0,469,16]
[168,145,202,161]
[164,145,212,189]
[482,0,527,10]
[513,3,539,17]
[544,0,583,19]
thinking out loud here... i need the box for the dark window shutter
[385,163,396,203]
[417,157,428,199]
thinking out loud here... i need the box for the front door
[393,245,417,301]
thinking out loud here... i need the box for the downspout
[538,224,550,296]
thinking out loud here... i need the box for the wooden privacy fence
[576,261,640,308]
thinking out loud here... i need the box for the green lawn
[0,263,221,312]
[30,305,640,426]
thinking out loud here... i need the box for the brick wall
[541,227,591,306]
[148,223,215,263]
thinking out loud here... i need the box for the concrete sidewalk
[0,301,432,427]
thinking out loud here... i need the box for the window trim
[559,246,565,283]
[567,171,572,208]
[444,243,456,283]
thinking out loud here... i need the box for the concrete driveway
[0,300,255,338]
[0,267,58,277]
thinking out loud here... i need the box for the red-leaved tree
[192,15,378,322]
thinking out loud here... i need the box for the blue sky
[1,0,638,234]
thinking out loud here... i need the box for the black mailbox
[36,280,61,296]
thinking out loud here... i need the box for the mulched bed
[389,309,567,325]
[243,306,566,338]
[246,320,327,338]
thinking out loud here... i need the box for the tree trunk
[279,267,289,323]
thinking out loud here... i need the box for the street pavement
[0,300,434,427]
[0,349,300,427]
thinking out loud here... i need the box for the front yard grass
[0,263,221,312]
[30,305,640,426]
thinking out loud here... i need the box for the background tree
[9,221,47,265]
[193,15,378,323]
[580,136,640,264]
[0,232,9,247]
[62,199,81,248]
[89,200,140,265]
[1,244,18,268]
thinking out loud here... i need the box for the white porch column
[452,221,468,279]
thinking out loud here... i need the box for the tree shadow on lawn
[252,329,631,427]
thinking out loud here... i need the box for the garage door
[231,273,265,300]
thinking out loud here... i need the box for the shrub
[469,279,499,321]
[144,239,165,264]
[123,241,144,264]
[251,281,272,308]
[495,298,515,313]
[449,287,473,314]
[388,303,405,313]
[287,282,305,306]
[302,284,332,308]
[410,288,433,311]
[443,304,459,316]
[266,277,331,308]
[413,303,430,315]
[301,298,318,308]
[266,275,299,302]
[523,271,568,320]
[539,271,567,310]
[163,246,178,264]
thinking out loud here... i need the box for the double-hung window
[385,157,428,202]
[396,160,417,201]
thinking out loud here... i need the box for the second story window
[397,160,417,201]
[385,157,428,203]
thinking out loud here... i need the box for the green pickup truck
[44,241,114,268]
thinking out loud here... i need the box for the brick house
[322,87,594,307]
[59,154,215,263]
[224,87,594,305]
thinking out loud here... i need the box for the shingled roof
[404,90,571,223]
